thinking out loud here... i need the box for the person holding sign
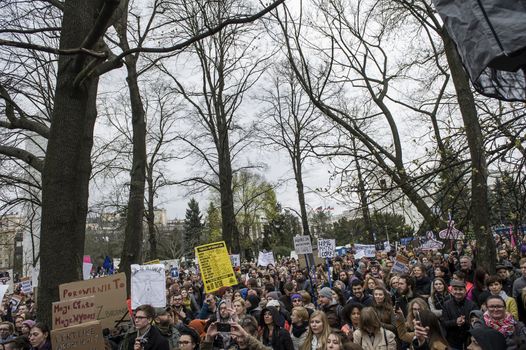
[120,304,169,350]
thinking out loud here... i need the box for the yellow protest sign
[144,259,161,265]
[195,241,237,293]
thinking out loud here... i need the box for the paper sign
[59,273,128,329]
[20,277,32,294]
[317,239,336,259]
[257,251,275,267]
[230,254,241,268]
[9,295,21,313]
[31,265,40,288]
[195,241,237,293]
[51,321,104,350]
[52,296,97,329]
[0,285,8,302]
[0,269,13,293]
[131,264,166,309]
[82,263,93,280]
[390,255,410,275]
[293,236,313,254]
[354,244,376,259]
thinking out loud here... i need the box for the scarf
[484,311,516,337]
[433,292,450,310]
[291,322,308,338]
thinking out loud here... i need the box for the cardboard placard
[293,235,313,254]
[59,273,128,329]
[51,320,104,350]
[52,296,97,329]
[131,264,165,309]
[390,255,410,275]
[317,239,336,258]
[195,241,237,293]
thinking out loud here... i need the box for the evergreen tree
[205,202,222,243]
[183,198,203,258]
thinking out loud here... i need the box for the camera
[217,322,231,332]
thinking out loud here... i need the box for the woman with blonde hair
[353,307,396,349]
[395,297,429,343]
[300,311,331,350]
[290,306,309,350]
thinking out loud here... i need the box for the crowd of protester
[2,234,526,349]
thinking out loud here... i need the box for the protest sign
[51,321,104,350]
[317,239,336,259]
[59,273,128,329]
[144,259,161,265]
[52,296,97,329]
[354,244,376,259]
[9,295,22,313]
[0,269,13,293]
[19,277,32,294]
[293,235,313,254]
[82,262,92,280]
[257,251,275,267]
[131,264,166,309]
[390,255,410,275]
[0,285,8,303]
[195,241,237,293]
[229,254,241,268]
[31,265,40,288]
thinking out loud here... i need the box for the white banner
[317,239,336,258]
[354,244,376,259]
[293,235,313,254]
[131,264,166,309]
[257,251,275,267]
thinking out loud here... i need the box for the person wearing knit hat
[319,287,333,300]
[20,320,35,337]
[467,327,506,350]
[318,287,342,328]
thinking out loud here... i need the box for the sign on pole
[52,296,97,330]
[19,277,32,294]
[293,235,313,254]
[131,264,166,309]
[195,241,237,293]
[59,273,128,329]
[51,321,105,350]
[390,255,410,275]
[317,239,336,259]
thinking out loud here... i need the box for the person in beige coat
[352,307,396,350]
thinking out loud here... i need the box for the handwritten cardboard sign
[59,273,128,329]
[51,321,104,350]
[52,296,97,330]
[131,264,165,309]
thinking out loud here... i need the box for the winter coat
[441,297,477,349]
[260,307,294,350]
[352,328,396,350]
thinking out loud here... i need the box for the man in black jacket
[119,304,170,350]
[442,280,477,350]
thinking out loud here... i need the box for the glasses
[292,299,302,302]
[179,340,193,345]
[487,305,505,309]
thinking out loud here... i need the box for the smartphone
[217,322,231,332]
[414,310,421,324]
[225,299,232,309]
[394,300,401,310]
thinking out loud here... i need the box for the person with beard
[318,287,342,329]
[289,307,309,350]
[170,293,193,325]
[155,308,181,349]
[260,306,294,350]
[393,274,415,317]
[347,280,373,307]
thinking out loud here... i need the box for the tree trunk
[217,129,240,254]
[118,55,147,292]
[442,30,495,272]
[38,0,104,326]
[293,153,311,239]
[146,169,157,260]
